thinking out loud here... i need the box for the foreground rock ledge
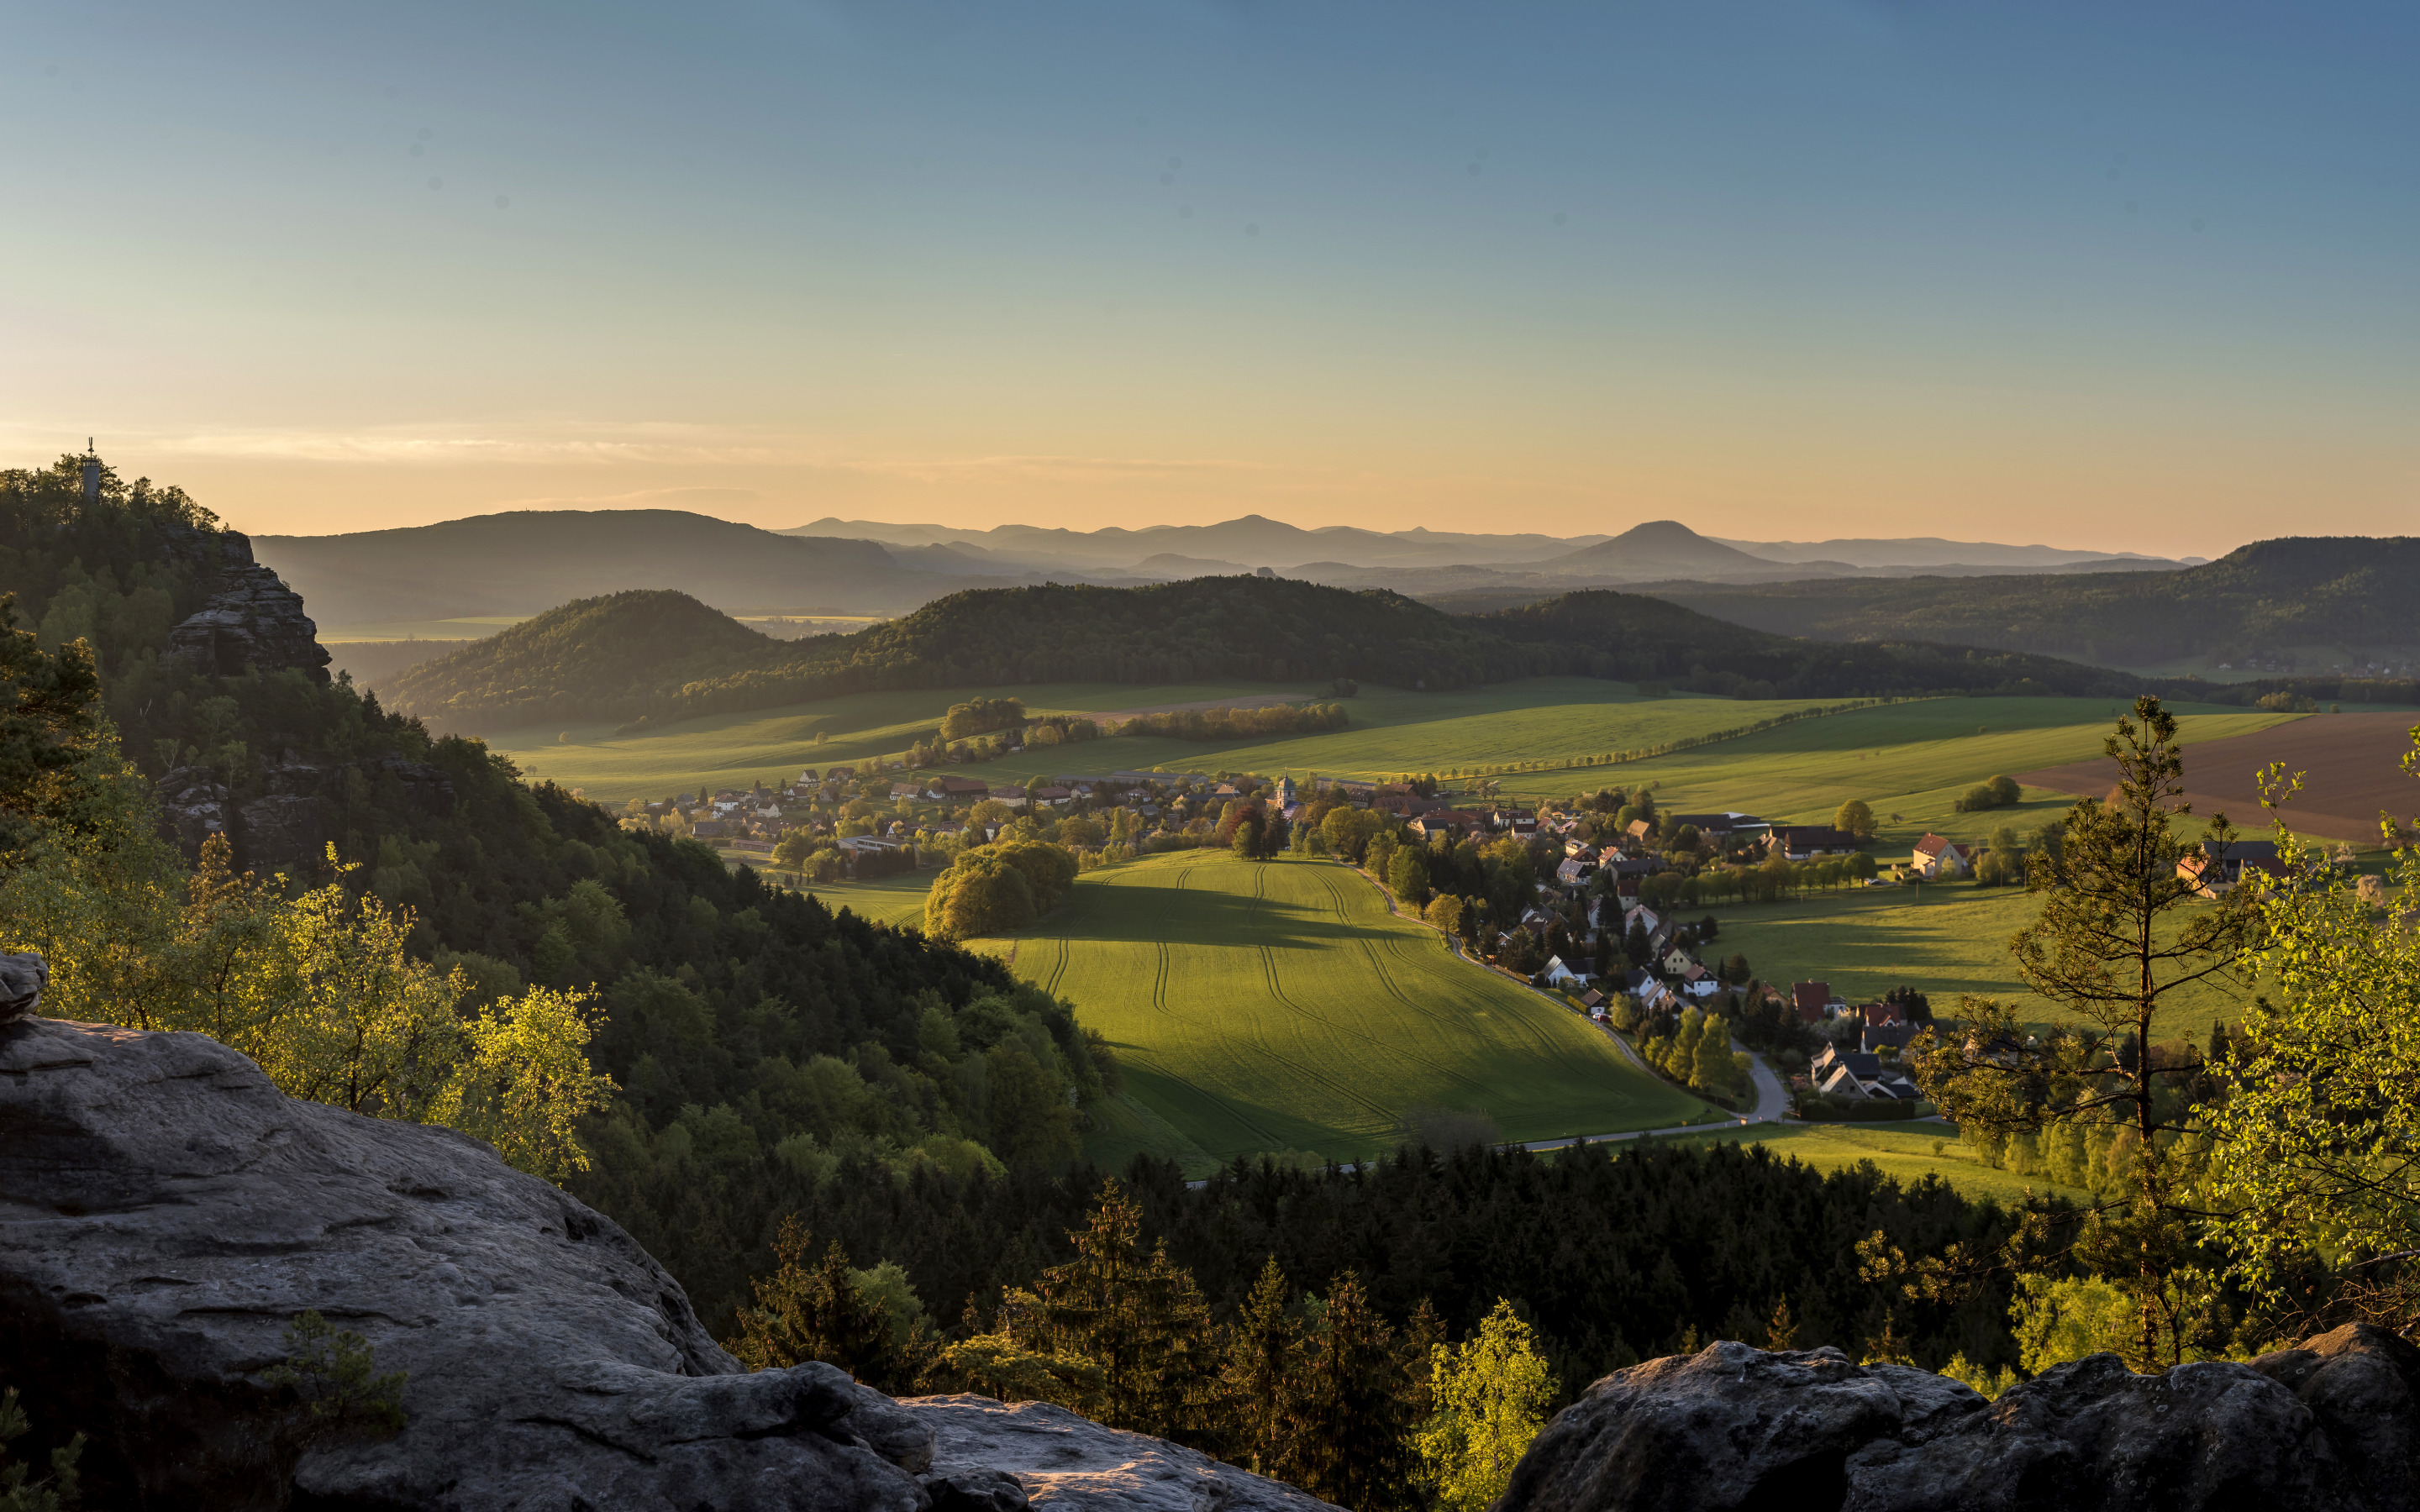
[1498,1332,2420,1512]
[0,1017,1329,1511]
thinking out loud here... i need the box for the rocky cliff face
[1500,1334,2420,1512]
[164,528,333,685]
[0,1005,1333,1512]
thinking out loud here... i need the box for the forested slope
[385,574,2144,732]
[1,454,1113,1331]
[381,589,773,727]
[1641,536,2420,666]
[3,452,2052,1382]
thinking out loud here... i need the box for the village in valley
[610,692,2220,1127]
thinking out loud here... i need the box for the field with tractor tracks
[979,849,1719,1174]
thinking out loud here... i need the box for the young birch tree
[2202,738,2420,1334]
[1416,1298,1556,1512]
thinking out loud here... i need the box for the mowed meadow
[964,850,1716,1174]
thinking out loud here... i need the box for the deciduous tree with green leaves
[1912,696,2253,1368]
[2202,738,2420,1335]
[1416,1298,1556,1512]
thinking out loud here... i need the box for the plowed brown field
[2017,711,2420,841]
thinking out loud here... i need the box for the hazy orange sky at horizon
[6,3,2412,555]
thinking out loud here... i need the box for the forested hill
[1,453,1119,1334]
[387,577,1534,728]
[384,572,2149,732]
[1476,591,2144,701]
[381,590,776,729]
[1639,536,2420,668]
[250,507,991,625]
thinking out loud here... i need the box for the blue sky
[2,1,2412,550]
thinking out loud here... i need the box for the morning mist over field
[8,6,2420,1510]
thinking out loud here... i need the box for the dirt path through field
[2016,711,2418,841]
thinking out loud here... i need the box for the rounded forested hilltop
[383,572,2165,732]
[382,589,776,727]
[1636,535,2420,668]
[786,577,1531,692]
[387,576,1541,728]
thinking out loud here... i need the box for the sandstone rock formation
[154,753,456,871]
[913,1396,1335,1512]
[165,529,333,685]
[155,764,234,853]
[1501,1334,2420,1512]
[0,1012,1331,1511]
[0,953,45,1021]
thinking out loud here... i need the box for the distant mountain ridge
[253,509,996,626]
[1644,536,2420,669]
[1527,520,1858,581]
[785,512,2192,575]
[255,506,2202,637]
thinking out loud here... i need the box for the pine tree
[1276,1274,1417,1512]
[1912,696,2253,1368]
[1020,1179,1215,1441]
[727,1219,897,1385]
[1765,1296,1799,1351]
[1218,1257,1300,1474]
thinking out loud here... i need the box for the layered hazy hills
[786,512,2189,578]
[252,508,1009,626]
[381,575,2141,735]
[1638,536,2420,669]
[783,512,1608,570]
[258,507,2202,641]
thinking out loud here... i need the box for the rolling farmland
[480,675,1845,800]
[1706,879,2265,1041]
[988,850,1718,1173]
[1493,696,2305,852]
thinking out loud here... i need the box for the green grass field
[1634,1120,2090,1207]
[488,680,1334,797]
[1495,696,2302,853]
[1707,879,2260,1040]
[484,676,1850,801]
[786,869,933,928]
[975,850,1719,1174]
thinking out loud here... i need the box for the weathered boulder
[235,792,325,870]
[0,953,45,1021]
[1498,1342,1974,1512]
[2249,1326,2420,1512]
[166,531,332,685]
[1502,1334,2420,1512]
[909,1395,1334,1512]
[0,1015,934,1509]
[0,1012,1337,1512]
[156,764,234,853]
